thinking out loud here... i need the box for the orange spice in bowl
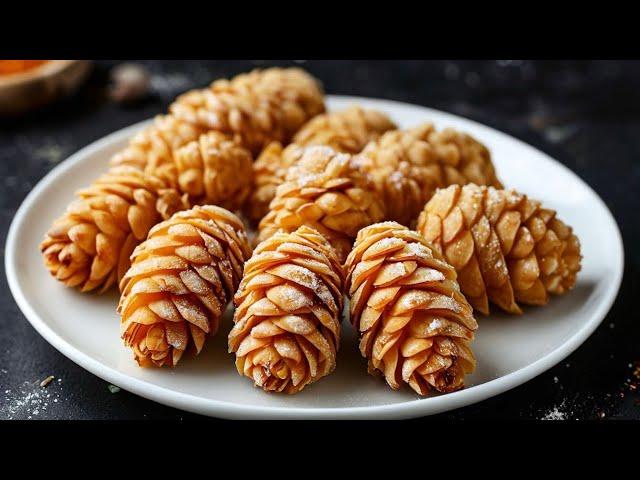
[0,60,49,76]
[0,60,91,116]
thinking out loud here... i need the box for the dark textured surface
[1,60,638,420]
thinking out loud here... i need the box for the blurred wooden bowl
[0,60,92,116]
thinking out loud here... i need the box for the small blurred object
[0,60,92,116]
[109,63,150,105]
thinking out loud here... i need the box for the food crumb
[108,385,121,394]
[40,376,55,387]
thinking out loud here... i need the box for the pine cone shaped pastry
[229,226,344,394]
[110,114,204,187]
[258,146,386,262]
[354,123,502,226]
[42,68,321,294]
[344,222,478,395]
[417,184,582,315]
[170,68,325,155]
[173,131,253,210]
[235,68,326,133]
[119,206,252,367]
[246,107,396,224]
[292,105,397,154]
[41,116,200,294]
[41,166,188,293]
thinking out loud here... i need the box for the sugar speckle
[541,401,567,420]
[426,318,444,333]
[2,379,63,419]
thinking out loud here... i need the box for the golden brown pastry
[344,222,477,394]
[170,68,325,155]
[353,123,502,226]
[417,184,582,314]
[229,226,343,394]
[119,206,251,367]
[41,166,188,293]
[258,146,385,262]
[246,106,396,223]
[173,131,253,210]
[42,68,323,293]
[292,105,396,154]
[109,114,204,187]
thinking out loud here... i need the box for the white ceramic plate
[5,95,624,419]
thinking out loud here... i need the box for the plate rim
[5,94,625,419]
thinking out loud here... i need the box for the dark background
[1,60,638,420]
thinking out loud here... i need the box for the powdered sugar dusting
[296,172,321,187]
[372,237,399,250]
[426,318,444,333]
[305,145,337,157]
[279,283,310,308]
[375,221,403,228]
[304,269,335,307]
[383,262,407,279]
[406,242,428,257]
[540,400,567,420]
[2,377,63,420]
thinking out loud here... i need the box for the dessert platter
[5,68,623,418]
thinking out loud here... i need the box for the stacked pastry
[41,68,324,293]
[39,66,582,398]
[246,106,397,223]
[248,105,581,394]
